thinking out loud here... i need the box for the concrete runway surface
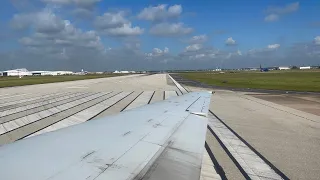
[1,73,319,180]
[180,83,320,180]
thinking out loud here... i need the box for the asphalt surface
[173,74,320,180]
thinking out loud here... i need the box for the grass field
[179,70,320,92]
[0,74,123,88]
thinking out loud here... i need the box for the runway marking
[123,91,154,111]
[207,112,288,180]
[202,143,224,180]
[0,92,69,108]
[149,91,164,104]
[0,94,10,97]
[0,93,95,124]
[0,93,30,101]
[0,92,116,144]
[91,91,139,118]
[168,74,188,94]
[26,92,130,138]
[0,92,88,117]
[0,92,108,135]
[164,91,178,100]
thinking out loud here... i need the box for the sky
[0,0,319,71]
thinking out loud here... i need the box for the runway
[0,74,183,144]
[1,73,319,179]
[173,74,320,180]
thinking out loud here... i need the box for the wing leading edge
[0,91,212,180]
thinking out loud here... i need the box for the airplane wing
[0,91,212,180]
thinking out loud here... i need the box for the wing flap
[0,91,212,180]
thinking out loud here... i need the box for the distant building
[279,66,290,70]
[113,70,130,74]
[0,68,73,76]
[1,68,32,76]
[31,71,73,76]
[299,66,311,70]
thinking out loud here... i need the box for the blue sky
[0,0,319,71]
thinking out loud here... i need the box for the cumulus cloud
[103,23,144,37]
[11,10,65,33]
[11,8,107,61]
[264,14,279,22]
[94,11,128,29]
[179,44,241,60]
[237,50,242,56]
[225,37,237,46]
[145,47,169,58]
[188,35,208,44]
[137,4,182,21]
[247,44,280,57]
[123,38,141,51]
[149,22,193,37]
[94,11,144,37]
[289,41,320,59]
[314,36,320,45]
[43,0,100,9]
[289,36,320,58]
[268,44,280,49]
[72,8,93,18]
[264,2,299,22]
[265,2,299,14]
[42,0,101,19]
[185,44,202,52]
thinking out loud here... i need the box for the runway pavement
[0,74,181,144]
[172,75,320,180]
[1,73,319,180]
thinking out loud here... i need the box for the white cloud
[188,35,208,44]
[314,36,320,45]
[145,47,169,58]
[11,9,65,33]
[290,41,320,58]
[150,22,193,37]
[94,11,144,37]
[13,9,107,59]
[185,44,202,52]
[237,50,242,56]
[43,0,101,9]
[264,2,299,22]
[268,44,280,49]
[94,11,129,29]
[265,14,279,22]
[72,8,93,18]
[163,47,169,53]
[179,46,240,60]
[137,4,182,21]
[101,23,144,37]
[225,37,237,46]
[265,2,299,14]
[247,44,280,57]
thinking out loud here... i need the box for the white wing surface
[0,91,212,180]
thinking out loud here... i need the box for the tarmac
[0,73,319,180]
[175,76,320,180]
